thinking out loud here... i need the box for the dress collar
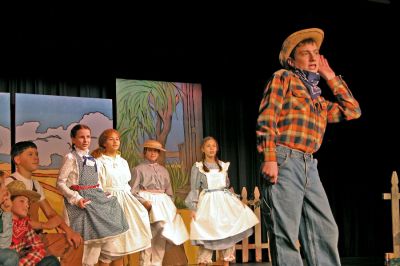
[102,154,120,160]
[143,159,158,166]
[75,148,90,157]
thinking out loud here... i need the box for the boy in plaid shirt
[256,28,361,266]
[6,180,60,266]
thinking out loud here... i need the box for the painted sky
[168,99,184,151]
[14,94,113,168]
[16,112,112,167]
[0,93,11,162]
[0,93,10,126]
[16,94,112,132]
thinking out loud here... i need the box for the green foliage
[174,196,188,209]
[166,162,189,193]
[116,79,183,166]
[166,162,189,208]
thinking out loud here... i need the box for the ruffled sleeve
[221,161,230,172]
[221,161,230,187]
[56,153,83,205]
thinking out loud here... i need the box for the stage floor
[230,257,383,265]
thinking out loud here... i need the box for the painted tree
[116,79,182,165]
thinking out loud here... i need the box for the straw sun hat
[7,180,41,203]
[279,28,324,67]
[143,139,166,151]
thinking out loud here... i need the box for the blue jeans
[262,145,341,266]
[0,248,19,266]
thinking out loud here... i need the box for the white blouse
[97,154,132,192]
[57,148,103,205]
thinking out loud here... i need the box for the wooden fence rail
[383,171,400,259]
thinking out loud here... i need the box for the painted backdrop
[15,93,113,220]
[116,79,202,208]
[0,93,11,173]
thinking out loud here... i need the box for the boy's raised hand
[318,55,336,81]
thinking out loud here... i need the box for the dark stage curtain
[202,79,264,196]
[0,77,112,98]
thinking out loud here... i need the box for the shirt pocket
[314,96,328,111]
[290,88,311,111]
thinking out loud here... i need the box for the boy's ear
[287,58,294,67]
[13,155,21,165]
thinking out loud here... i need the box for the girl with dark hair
[57,124,129,266]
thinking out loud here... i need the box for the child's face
[103,132,120,153]
[1,192,12,212]
[14,147,39,172]
[201,139,218,159]
[11,195,30,218]
[72,128,91,150]
[144,148,160,162]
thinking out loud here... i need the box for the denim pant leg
[0,248,19,266]
[299,158,341,266]
[262,150,305,266]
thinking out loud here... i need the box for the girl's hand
[142,201,152,212]
[77,198,91,209]
[190,210,196,220]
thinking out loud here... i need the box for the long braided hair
[201,136,222,172]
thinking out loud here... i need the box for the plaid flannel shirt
[256,69,361,162]
[10,216,46,266]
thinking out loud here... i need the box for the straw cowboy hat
[143,139,166,151]
[279,28,324,67]
[7,180,41,203]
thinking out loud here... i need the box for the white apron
[190,162,259,240]
[139,191,189,245]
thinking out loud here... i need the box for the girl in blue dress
[57,124,128,266]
